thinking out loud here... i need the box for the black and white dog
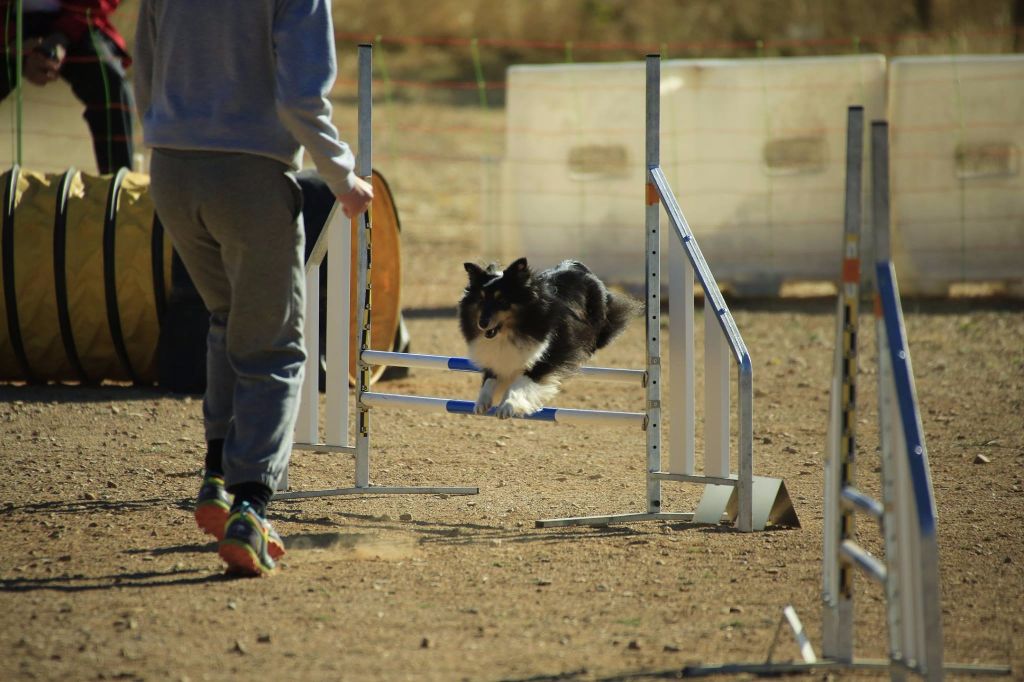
[459,257,638,418]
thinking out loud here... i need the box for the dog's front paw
[496,391,543,419]
[494,401,518,419]
[475,377,497,414]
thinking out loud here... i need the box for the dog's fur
[459,257,639,418]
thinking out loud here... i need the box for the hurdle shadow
[272,503,758,547]
[273,506,510,537]
[289,507,724,547]
[0,565,227,593]
[415,523,647,547]
[0,382,182,405]
[1,496,193,517]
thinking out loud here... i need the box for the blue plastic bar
[360,392,645,429]
[875,262,938,538]
[361,350,646,385]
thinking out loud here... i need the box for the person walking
[133,0,373,577]
[1,0,135,173]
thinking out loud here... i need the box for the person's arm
[49,1,120,47]
[272,0,361,199]
[131,0,154,124]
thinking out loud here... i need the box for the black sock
[227,481,273,518]
[204,439,224,476]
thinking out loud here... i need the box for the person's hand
[337,175,374,219]
[23,38,65,86]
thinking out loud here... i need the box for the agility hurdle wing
[822,119,953,678]
[537,55,797,533]
[280,44,478,499]
[677,114,1010,681]
[280,50,796,535]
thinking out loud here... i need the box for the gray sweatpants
[150,149,306,492]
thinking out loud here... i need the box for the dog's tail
[596,291,642,349]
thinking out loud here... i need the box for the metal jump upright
[281,44,477,500]
[673,110,1010,682]
[538,55,796,532]
[281,50,796,535]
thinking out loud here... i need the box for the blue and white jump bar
[361,350,647,385]
[361,392,646,429]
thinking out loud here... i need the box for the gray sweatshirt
[133,0,357,196]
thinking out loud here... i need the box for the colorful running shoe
[194,472,231,539]
[195,475,284,559]
[218,502,285,577]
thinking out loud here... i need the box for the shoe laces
[232,501,270,538]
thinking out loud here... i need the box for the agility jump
[681,111,1010,680]
[282,47,796,533]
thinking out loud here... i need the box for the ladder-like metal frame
[281,51,796,537]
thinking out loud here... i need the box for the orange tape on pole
[646,182,658,206]
[842,257,860,284]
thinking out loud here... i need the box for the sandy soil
[2,248,1023,681]
[2,94,1023,680]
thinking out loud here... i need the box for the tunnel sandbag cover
[0,166,172,384]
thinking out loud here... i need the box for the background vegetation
[113,0,1023,104]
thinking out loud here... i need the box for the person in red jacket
[1,0,134,173]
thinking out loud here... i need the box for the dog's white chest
[468,334,548,379]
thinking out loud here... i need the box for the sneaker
[194,473,231,539]
[195,476,285,559]
[218,502,285,577]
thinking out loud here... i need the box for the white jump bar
[361,392,646,429]
[361,350,646,385]
[839,539,888,584]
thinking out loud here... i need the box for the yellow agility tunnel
[1,166,169,384]
[0,166,402,387]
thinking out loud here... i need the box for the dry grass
[112,0,1021,97]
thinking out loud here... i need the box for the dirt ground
[2,87,1024,678]
[3,223,1023,681]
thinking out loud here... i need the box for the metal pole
[644,54,662,515]
[871,122,891,263]
[872,119,908,678]
[824,105,864,662]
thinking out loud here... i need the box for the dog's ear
[464,262,486,283]
[507,257,530,279]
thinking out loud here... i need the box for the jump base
[535,512,700,528]
[679,658,1011,678]
[274,485,479,501]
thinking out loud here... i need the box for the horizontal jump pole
[840,486,884,520]
[839,539,887,584]
[361,392,646,429]
[361,350,647,385]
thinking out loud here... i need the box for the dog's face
[461,257,532,338]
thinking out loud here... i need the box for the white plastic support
[296,264,320,445]
[704,303,730,477]
[669,234,695,475]
[325,207,350,446]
